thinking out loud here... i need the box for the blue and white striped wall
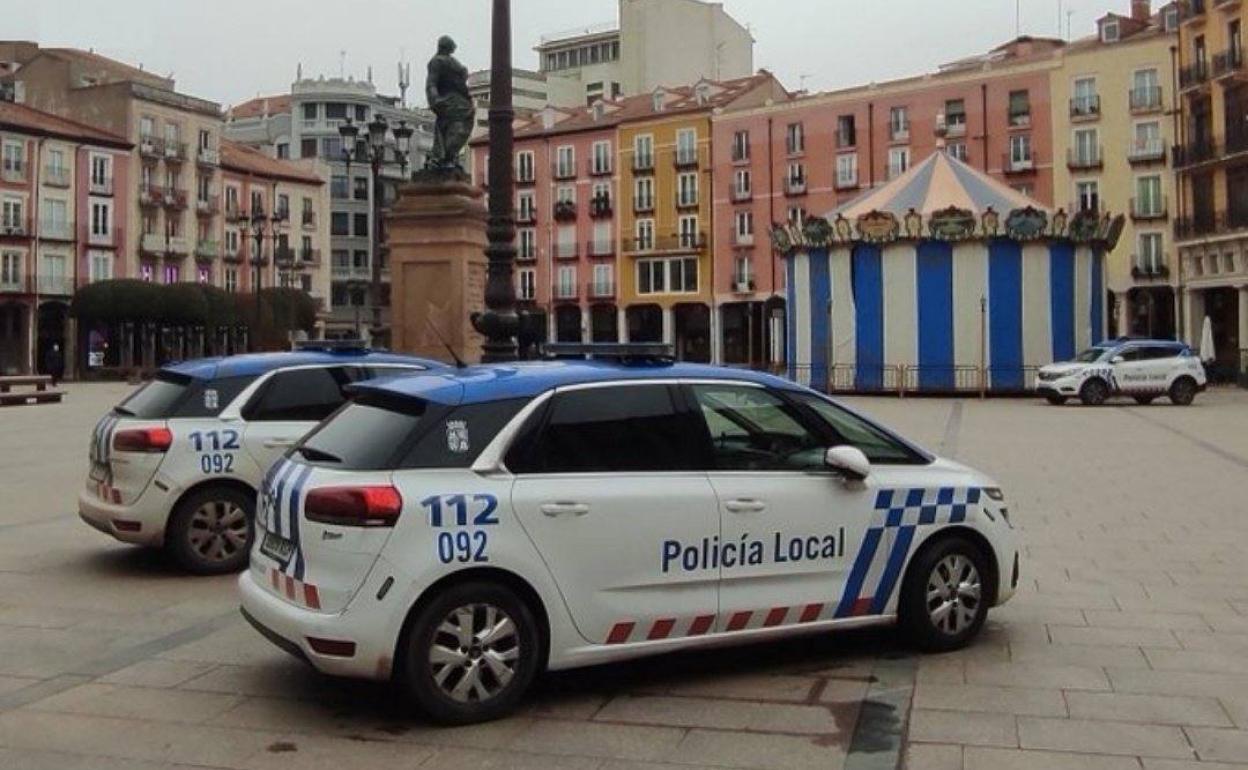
[786,240,1105,392]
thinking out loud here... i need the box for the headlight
[984,487,1005,502]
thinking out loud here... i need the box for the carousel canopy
[830,150,1046,220]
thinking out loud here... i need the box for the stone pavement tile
[0,709,276,768]
[1173,631,1248,654]
[641,672,820,702]
[1049,625,1181,648]
[908,709,1017,747]
[1064,691,1233,727]
[989,605,1087,627]
[1006,592,1120,611]
[506,720,685,762]
[1217,695,1248,728]
[667,728,846,770]
[0,746,212,770]
[0,625,139,678]
[158,623,287,667]
[916,658,966,685]
[1083,610,1212,631]
[1142,761,1248,770]
[1144,649,1248,675]
[179,662,340,700]
[394,717,540,752]
[963,662,1111,690]
[98,658,218,688]
[599,762,737,770]
[27,682,243,723]
[1205,616,1248,635]
[1007,640,1151,669]
[517,691,610,720]
[1107,668,1248,699]
[1117,596,1237,616]
[1188,728,1248,764]
[592,694,840,735]
[963,747,1143,770]
[1016,716,1194,759]
[239,734,434,770]
[904,743,964,770]
[209,693,393,736]
[913,683,1067,717]
[0,676,39,697]
[818,677,871,704]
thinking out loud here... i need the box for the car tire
[1169,377,1197,406]
[1133,395,1156,405]
[898,536,991,653]
[1079,378,1109,406]
[1044,394,1067,405]
[166,485,254,575]
[400,581,541,725]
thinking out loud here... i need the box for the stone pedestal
[386,178,488,364]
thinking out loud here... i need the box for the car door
[509,382,721,646]
[241,366,359,475]
[1139,346,1178,393]
[1109,346,1148,393]
[686,382,881,628]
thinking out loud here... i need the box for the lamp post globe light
[338,114,415,348]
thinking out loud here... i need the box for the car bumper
[1036,381,1080,397]
[77,486,168,547]
[237,568,394,681]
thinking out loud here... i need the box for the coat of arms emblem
[445,420,470,453]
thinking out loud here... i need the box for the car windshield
[115,371,193,418]
[1072,347,1108,363]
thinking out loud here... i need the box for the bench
[0,375,63,406]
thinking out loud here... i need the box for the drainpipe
[867,104,876,187]
[29,137,44,376]
[1170,43,1186,342]
[981,84,990,174]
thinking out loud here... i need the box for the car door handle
[725,499,767,514]
[263,438,296,449]
[540,502,590,517]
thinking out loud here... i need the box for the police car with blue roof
[79,342,443,574]
[238,343,1019,724]
[1036,338,1206,406]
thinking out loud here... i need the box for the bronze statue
[425,35,473,173]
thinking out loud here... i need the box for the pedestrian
[44,343,64,387]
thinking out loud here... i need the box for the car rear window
[116,372,193,419]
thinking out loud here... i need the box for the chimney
[1131,0,1150,21]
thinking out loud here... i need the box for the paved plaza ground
[0,382,1246,769]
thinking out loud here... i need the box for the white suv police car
[1036,338,1206,406]
[80,345,442,574]
[240,345,1018,724]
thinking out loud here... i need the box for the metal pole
[979,295,987,399]
[371,156,384,347]
[473,0,520,362]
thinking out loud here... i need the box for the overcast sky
[6,0,1134,108]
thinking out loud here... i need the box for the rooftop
[219,140,324,185]
[0,100,130,149]
[228,94,292,120]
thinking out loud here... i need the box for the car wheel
[1133,395,1156,405]
[899,537,990,652]
[1044,394,1067,405]
[400,581,540,725]
[1169,377,1197,406]
[166,485,254,575]
[1079,378,1109,406]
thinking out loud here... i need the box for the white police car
[239,345,1018,723]
[79,344,442,574]
[1036,338,1206,406]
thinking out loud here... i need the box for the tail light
[305,486,403,527]
[113,427,173,453]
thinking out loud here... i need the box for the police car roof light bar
[542,342,677,364]
[293,339,371,353]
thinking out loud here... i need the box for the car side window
[1141,346,1177,361]
[510,385,704,474]
[690,384,826,472]
[1116,347,1144,362]
[243,367,353,422]
[791,392,928,465]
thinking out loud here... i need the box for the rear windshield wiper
[296,446,343,463]
[112,406,135,416]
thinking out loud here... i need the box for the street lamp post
[237,203,286,351]
[339,115,414,348]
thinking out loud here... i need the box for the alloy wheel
[926,554,982,636]
[187,500,248,562]
[428,603,521,704]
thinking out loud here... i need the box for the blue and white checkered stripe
[258,457,315,580]
[835,486,982,618]
[91,414,121,464]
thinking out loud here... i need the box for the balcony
[889,124,910,143]
[274,247,295,267]
[140,233,166,256]
[224,204,244,222]
[196,146,219,167]
[302,210,316,228]
[195,197,220,217]
[1131,196,1169,221]
[589,195,613,218]
[588,280,615,299]
[38,218,75,241]
[589,160,612,177]
[83,223,118,247]
[676,192,699,209]
[835,170,860,191]
[886,163,908,180]
[1070,96,1101,120]
[164,141,187,163]
[1132,258,1171,280]
[223,244,243,263]
[43,166,71,187]
[164,189,188,211]
[1179,61,1210,90]
[1172,139,1219,167]
[626,232,707,253]
[516,207,537,224]
[633,198,655,214]
[942,119,967,138]
[139,184,165,208]
[733,232,755,248]
[1002,154,1036,174]
[1184,0,1207,20]
[1129,86,1164,113]
[588,239,615,257]
[784,177,808,196]
[732,276,756,293]
[1213,48,1245,79]
[1067,146,1103,170]
[836,129,856,149]
[88,176,114,196]
[138,136,164,158]
[299,248,322,266]
[553,282,579,300]
[553,200,577,222]
[554,241,579,260]
[552,160,578,180]
[36,273,76,296]
[0,271,27,293]
[0,216,30,238]
[731,186,752,203]
[1128,138,1167,164]
[674,148,701,169]
[167,237,190,256]
[195,240,220,261]
[633,154,655,173]
[1008,112,1032,129]
[1174,210,1248,239]
[515,170,536,186]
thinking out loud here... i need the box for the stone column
[385,178,488,363]
[617,307,627,343]
[1116,291,1131,339]
[1185,288,1205,348]
[709,304,723,365]
[661,306,675,346]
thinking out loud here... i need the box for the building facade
[1051,2,1181,341]
[1174,0,1247,377]
[226,75,434,340]
[0,100,130,375]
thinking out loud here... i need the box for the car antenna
[425,319,468,369]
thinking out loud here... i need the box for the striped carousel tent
[776,151,1121,393]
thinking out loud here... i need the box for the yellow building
[1051,1,1181,340]
[615,74,782,361]
[1174,0,1247,377]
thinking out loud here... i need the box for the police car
[79,343,443,574]
[1035,338,1206,406]
[239,344,1018,724]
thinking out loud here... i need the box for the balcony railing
[1067,146,1104,170]
[1184,0,1207,19]
[138,136,164,158]
[302,210,316,228]
[632,154,655,173]
[516,207,537,224]
[733,232,755,247]
[1132,257,1170,279]
[554,241,579,260]
[1131,196,1169,220]
[43,166,71,187]
[1174,210,1248,239]
[139,184,165,207]
[889,124,910,142]
[140,233,166,255]
[196,197,220,216]
[676,192,699,208]
[1128,138,1167,163]
[589,196,613,218]
[731,186,752,202]
[83,223,119,246]
[1229,129,1248,155]
[1008,112,1032,128]
[1129,86,1164,113]
[1070,95,1101,119]
[553,201,577,222]
[626,232,707,253]
[38,218,75,241]
[167,237,190,255]
[588,280,615,298]
[1173,139,1219,167]
[299,248,322,265]
[836,129,857,148]
[588,239,614,257]
[36,273,76,296]
[1213,48,1245,78]
[164,189,188,210]
[732,275,756,293]
[196,146,219,166]
[943,120,967,138]
[516,247,537,263]
[164,141,187,162]
[195,240,220,260]
[0,216,31,237]
[836,170,860,190]
[553,282,579,300]
[785,177,808,196]
[589,160,612,176]
[886,163,907,180]
[1179,61,1210,90]
[633,198,655,214]
[552,160,578,180]
[88,176,114,195]
[674,148,700,168]
[1002,154,1036,174]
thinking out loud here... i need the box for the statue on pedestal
[423,35,473,177]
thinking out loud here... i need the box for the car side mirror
[1110,355,1124,364]
[825,445,870,482]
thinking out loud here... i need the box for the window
[591,141,611,174]
[89,251,113,283]
[1132,69,1160,110]
[1009,134,1032,166]
[1101,19,1119,43]
[2,198,24,230]
[301,138,317,158]
[1138,232,1164,273]
[276,194,290,220]
[1,141,23,176]
[944,99,966,133]
[677,172,698,207]
[276,143,289,159]
[243,367,354,422]
[321,137,343,160]
[676,128,697,165]
[889,106,909,140]
[731,130,750,162]
[0,252,21,288]
[556,185,575,205]
[691,385,826,471]
[518,227,536,260]
[634,134,654,169]
[836,154,858,187]
[836,115,856,147]
[90,155,111,187]
[1073,128,1100,165]
[734,256,752,286]
[1133,121,1162,157]
[786,122,804,155]
[353,250,368,268]
[947,142,968,162]
[635,218,655,251]
[139,116,154,138]
[733,169,751,198]
[353,213,368,237]
[224,267,238,292]
[787,162,805,191]
[517,267,536,300]
[353,177,369,201]
[1008,90,1031,127]
[792,392,926,464]
[1073,77,1098,115]
[634,177,654,211]
[788,206,807,228]
[324,103,347,120]
[735,210,754,241]
[1136,175,1163,216]
[556,145,575,177]
[90,201,111,238]
[517,191,535,221]
[555,265,576,298]
[887,147,910,179]
[331,212,349,235]
[637,256,696,294]
[509,385,702,474]
[302,103,318,121]
[515,150,535,182]
[678,215,699,249]
[1076,180,1099,212]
